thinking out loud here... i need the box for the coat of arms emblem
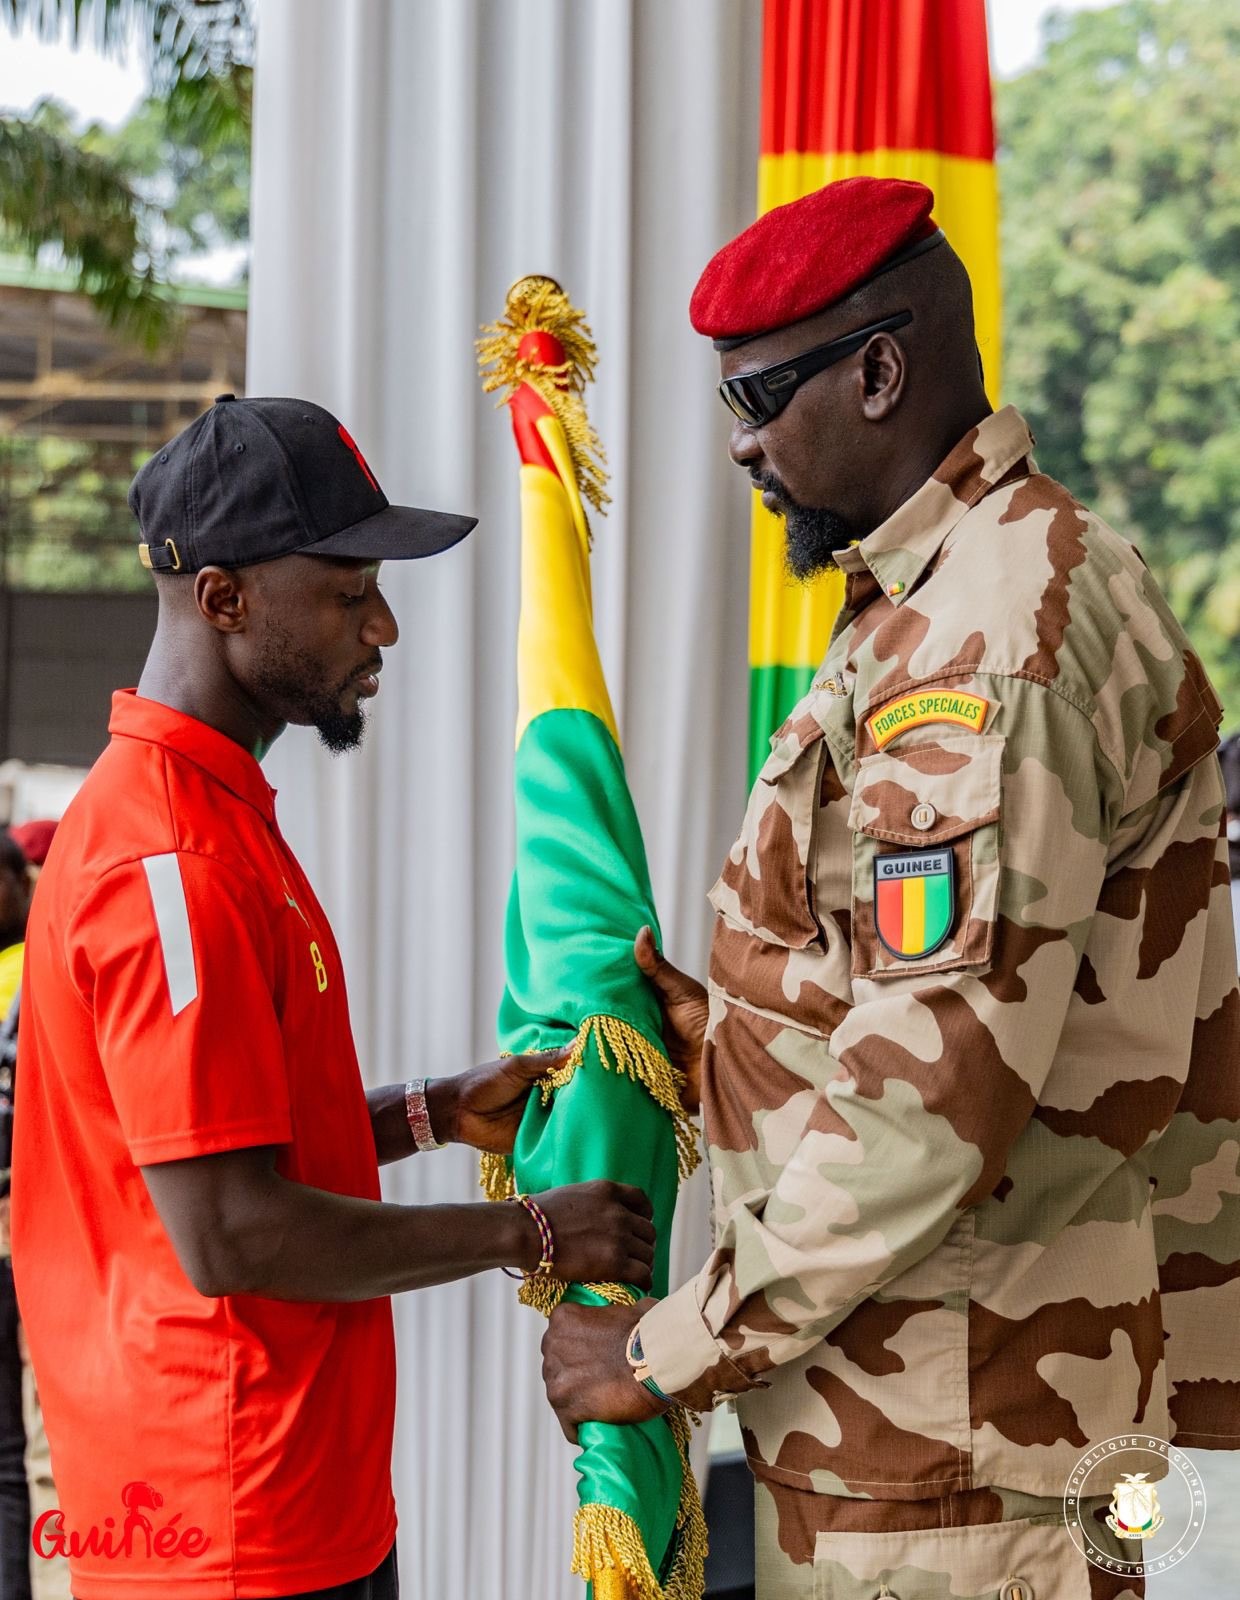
[1106,1473,1165,1540]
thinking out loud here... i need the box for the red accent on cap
[8,819,57,866]
[336,424,379,492]
[689,176,937,342]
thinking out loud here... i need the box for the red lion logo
[120,1481,164,1543]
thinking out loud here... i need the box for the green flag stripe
[925,870,953,951]
[499,705,682,1570]
[749,661,818,783]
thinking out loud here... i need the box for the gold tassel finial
[477,275,611,519]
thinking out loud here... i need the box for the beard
[252,624,369,755]
[307,700,366,755]
[752,471,860,582]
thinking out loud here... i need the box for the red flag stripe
[876,876,904,951]
[507,384,561,477]
[760,0,995,162]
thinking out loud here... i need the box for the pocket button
[910,801,937,831]
[1000,1581,1035,1600]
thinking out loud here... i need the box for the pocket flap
[849,734,1003,848]
[756,705,828,786]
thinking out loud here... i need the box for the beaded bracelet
[501,1192,555,1280]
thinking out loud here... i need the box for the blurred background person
[0,835,30,1020]
[0,827,32,1600]
[0,821,65,1600]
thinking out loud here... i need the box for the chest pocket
[708,706,830,949]
[849,733,1003,978]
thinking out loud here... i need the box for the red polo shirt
[12,692,397,1599]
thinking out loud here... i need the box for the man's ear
[194,567,248,633]
[860,333,906,421]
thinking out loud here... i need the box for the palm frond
[0,111,174,348]
[1,1,253,92]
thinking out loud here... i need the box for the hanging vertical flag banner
[477,279,705,1600]
[748,0,1001,778]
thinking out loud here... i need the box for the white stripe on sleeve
[141,853,198,1017]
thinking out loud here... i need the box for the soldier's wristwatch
[625,1325,671,1405]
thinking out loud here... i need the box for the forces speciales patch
[866,689,990,749]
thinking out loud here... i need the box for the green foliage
[998,0,1240,727]
[88,89,250,259]
[0,98,172,347]
[2,1,252,105]
[0,434,150,590]
[0,0,251,342]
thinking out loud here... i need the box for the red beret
[8,818,57,867]
[690,176,940,346]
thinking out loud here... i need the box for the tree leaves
[0,0,252,343]
[0,106,173,346]
[999,0,1240,723]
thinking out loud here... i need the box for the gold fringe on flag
[478,1013,700,1197]
[476,274,611,521]
[536,1014,699,1181]
[479,1016,701,1310]
[479,1025,707,1597]
[478,1150,516,1203]
[572,1401,707,1600]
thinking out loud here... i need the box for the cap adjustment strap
[138,538,183,573]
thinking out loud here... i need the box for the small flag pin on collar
[885,581,906,598]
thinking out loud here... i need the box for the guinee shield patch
[874,848,954,960]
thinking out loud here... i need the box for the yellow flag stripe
[903,874,926,955]
[758,148,1001,403]
[515,455,619,748]
[748,149,1001,681]
[749,495,846,668]
[535,410,595,579]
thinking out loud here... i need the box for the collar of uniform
[108,690,277,822]
[843,405,1034,606]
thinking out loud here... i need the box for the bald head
[832,237,983,396]
[719,238,992,581]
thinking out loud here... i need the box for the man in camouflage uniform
[541,178,1240,1599]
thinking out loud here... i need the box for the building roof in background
[0,266,246,443]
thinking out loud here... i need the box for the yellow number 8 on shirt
[309,941,328,993]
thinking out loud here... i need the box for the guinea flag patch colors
[867,689,990,749]
[875,849,955,960]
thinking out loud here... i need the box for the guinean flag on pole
[477,278,706,1600]
[748,0,1001,778]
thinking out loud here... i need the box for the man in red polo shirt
[10,396,656,1600]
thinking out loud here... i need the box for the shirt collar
[832,405,1035,604]
[108,690,277,822]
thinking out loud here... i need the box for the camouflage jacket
[639,405,1240,1500]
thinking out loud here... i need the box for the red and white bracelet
[502,1192,555,1280]
[404,1078,443,1153]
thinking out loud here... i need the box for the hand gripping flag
[477,277,706,1600]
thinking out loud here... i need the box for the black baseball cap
[129,394,477,573]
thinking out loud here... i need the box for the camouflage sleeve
[638,678,1131,1411]
[1148,809,1240,1449]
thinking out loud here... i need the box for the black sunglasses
[718,310,913,427]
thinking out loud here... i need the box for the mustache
[750,469,799,511]
[335,655,383,695]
